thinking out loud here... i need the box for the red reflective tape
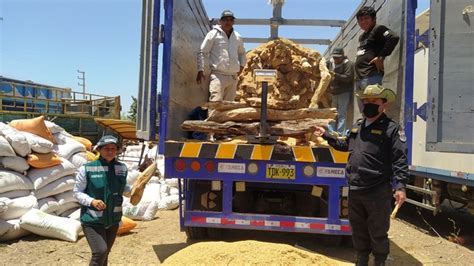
[250,220,265,226]
[341,225,352,232]
[221,218,235,225]
[309,223,325,230]
[191,217,206,223]
[280,221,295,228]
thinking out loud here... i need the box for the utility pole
[77,70,86,99]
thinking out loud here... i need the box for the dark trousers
[348,183,392,263]
[82,224,119,266]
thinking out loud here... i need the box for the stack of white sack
[0,118,94,242]
[29,158,80,216]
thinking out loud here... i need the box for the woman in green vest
[73,135,130,266]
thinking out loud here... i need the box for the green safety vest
[80,157,127,227]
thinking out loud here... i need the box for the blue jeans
[356,74,383,92]
[328,92,351,134]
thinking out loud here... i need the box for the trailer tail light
[247,162,258,174]
[204,161,215,172]
[175,159,186,172]
[190,161,201,171]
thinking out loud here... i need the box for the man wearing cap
[196,10,246,102]
[355,6,399,92]
[327,47,354,135]
[314,84,408,266]
[74,135,131,266]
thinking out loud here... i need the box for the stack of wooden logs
[182,38,335,144]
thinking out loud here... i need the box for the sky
[1,0,429,115]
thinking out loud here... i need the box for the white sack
[22,131,54,154]
[0,171,34,194]
[126,169,140,186]
[35,175,75,199]
[28,159,77,190]
[44,120,66,134]
[169,187,179,196]
[0,195,38,220]
[140,183,162,203]
[0,136,15,157]
[20,208,82,242]
[69,152,88,168]
[1,156,30,173]
[38,197,60,214]
[53,132,86,159]
[0,219,30,242]
[0,124,31,157]
[0,190,32,199]
[55,202,80,216]
[165,178,179,188]
[122,198,158,221]
[0,219,10,236]
[54,190,76,205]
[68,208,81,220]
[158,195,179,210]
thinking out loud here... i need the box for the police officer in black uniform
[314,84,408,266]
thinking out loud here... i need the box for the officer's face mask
[362,103,381,118]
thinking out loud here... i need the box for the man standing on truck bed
[355,6,399,92]
[314,84,408,266]
[196,10,246,102]
[327,47,354,135]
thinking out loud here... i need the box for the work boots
[355,254,369,266]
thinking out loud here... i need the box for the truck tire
[185,226,207,239]
[207,227,224,239]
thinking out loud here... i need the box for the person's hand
[394,190,406,206]
[313,126,326,137]
[369,56,385,72]
[196,71,204,84]
[91,199,107,211]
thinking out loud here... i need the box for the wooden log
[245,97,300,110]
[207,107,337,123]
[202,101,248,111]
[181,118,333,137]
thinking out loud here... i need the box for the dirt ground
[1,207,474,265]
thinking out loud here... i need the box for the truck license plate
[266,164,296,179]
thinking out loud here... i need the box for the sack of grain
[122,198,158,221]
[21,131,54,154]
[28,158,76,190]
[9,116,55,143]
[0,123,31,156]
[72,136,92,151]
[27,152,62,169]
[0,195,38,220]
[20,208,82,242]
[34,175,75,199]
[0,170,34,194]
[157,195,179,210]
[1,156,30,173]
[38,197,61,214]
[44,120,66,134]
[117,216,137,235]
[54,202,80,216]
[0,136,15,157]
[0,190,31,199]
[53,132,86,159]
[69,152,88,168]
[0,219,30,242]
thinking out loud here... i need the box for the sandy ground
[1,207,474,265]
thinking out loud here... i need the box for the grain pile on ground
[163,240,350,266]
[182,38,334,144]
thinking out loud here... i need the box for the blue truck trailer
[136,0,474,239]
